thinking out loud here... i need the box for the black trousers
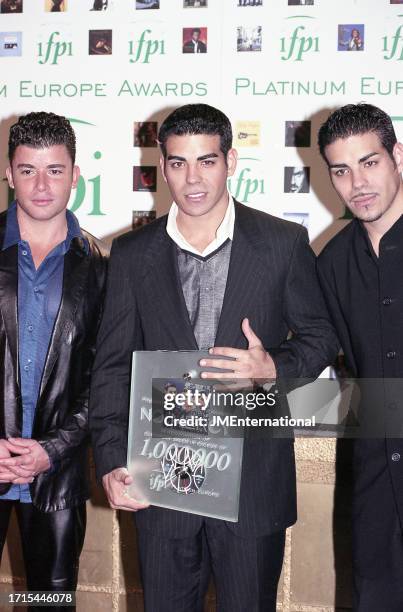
[353,519,403,612]
[137,518,285,612]
[0,500,86,610]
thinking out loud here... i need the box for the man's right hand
[0,439,34,484]
[102,467,149,512]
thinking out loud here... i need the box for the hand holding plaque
[102,467,149,512]
[126,351,244,522]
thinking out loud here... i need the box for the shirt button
[392,452,401,462]
[21,250,27,256]
[24,365,29,371]
[28,325,33,332]
[33,287,39,293]
[382,297,392,305]
[386,351,396,359]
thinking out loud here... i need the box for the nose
[186,163,201,184]
[35,170,48,192]
[351,167,367,192]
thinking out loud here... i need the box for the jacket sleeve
[316,251,357,376]
[89,237,144,481]
[269,226,340,380]
[38,350,93,471]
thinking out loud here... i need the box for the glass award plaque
[126,351,244,522]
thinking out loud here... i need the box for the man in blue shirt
[0,112,108,604]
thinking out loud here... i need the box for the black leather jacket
[0,210,108,511]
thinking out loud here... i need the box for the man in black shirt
[317,103,403,612]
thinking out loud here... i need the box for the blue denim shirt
[0,202,87,503]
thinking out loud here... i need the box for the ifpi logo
[129,29,165,64]
[383,19,403,61]
[280,17,319,61]
[38,31,73,65]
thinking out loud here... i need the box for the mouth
[32,198,53,206]
[351,193,377,208]
[185,192,207,203]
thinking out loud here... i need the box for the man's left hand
[200,318,276,383]
[0,438,51,479]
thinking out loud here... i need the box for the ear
[72,165,80,188]
[226,148,238,178]
[5,166,14,189]
[159,155,167,183]
[393,142,403,173]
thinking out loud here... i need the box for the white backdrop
[0,0,402,250]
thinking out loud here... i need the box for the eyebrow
[166,153,219,162]
[16,163,67,169]
[329,151,379,169]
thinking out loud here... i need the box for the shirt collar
[65,207,89,254]
[2,201,88,254]
[3,201,20,250]
[357,214,403,240]
[166,194,235,258]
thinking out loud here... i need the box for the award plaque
[126,351,244,522]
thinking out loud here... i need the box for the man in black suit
[183,28,207,53]
[90,103,338,612]
[317,103,403,611]
[0,112,108,602]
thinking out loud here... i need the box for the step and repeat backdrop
[0,0,402,249]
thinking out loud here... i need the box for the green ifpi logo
[38,31,73,65]
[129,29,165,64]
[228,158,266,204]
[382,17,403,60]
[281,16,319,61]
[68,118,105,216]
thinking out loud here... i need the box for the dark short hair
[318,103,397,163]
[158,103,233,159]
[8,111,76,164]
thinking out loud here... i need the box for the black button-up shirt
[317,215,403,574]
[318,215,403,380]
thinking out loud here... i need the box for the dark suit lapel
[39,241,90,397]
[215,203,268,347]
[143,223,198,349]
[0,245,19,378]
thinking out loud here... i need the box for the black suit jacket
[90,201,338,537]
[0,210,108,512]
[183,39,207,53]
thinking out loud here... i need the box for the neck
[176,194,229,253]
[16,206,68,249]
[364,184,403,256]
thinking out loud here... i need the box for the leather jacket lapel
[39,239,90,398]
[0,245,19,379]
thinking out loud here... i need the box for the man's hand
[0,439,19,484]
[102,467,149,512]
[0,440,11,459]
[200,318,277,384]
[0,438,50,482]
